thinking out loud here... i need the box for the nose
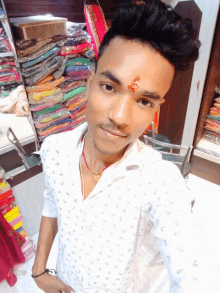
[108,94,132,128]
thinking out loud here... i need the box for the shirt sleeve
[147,161,204,293]
[40,137,58,218]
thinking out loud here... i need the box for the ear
[87,68,95,91]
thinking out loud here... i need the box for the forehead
[97,37,175,96]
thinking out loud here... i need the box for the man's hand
[33,272,75,293]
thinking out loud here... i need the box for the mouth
[101,127,127,138]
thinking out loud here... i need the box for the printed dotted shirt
[40,122,202,293]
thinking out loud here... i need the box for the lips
[102,128,127,138]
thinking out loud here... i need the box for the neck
[83,130,127,172]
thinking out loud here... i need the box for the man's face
[85,37,175,155]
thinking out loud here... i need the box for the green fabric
[66,57,92,67]
[34,103,62,117]
[208,115,220,121]
[61,86,86,103]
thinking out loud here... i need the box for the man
[32,1,202,292]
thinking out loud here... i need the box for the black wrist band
[31,269,57,278]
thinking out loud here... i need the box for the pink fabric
[8,215,23,228]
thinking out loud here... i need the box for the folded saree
[8,215,23,229]
[21,50,60,77]
[24,56,63,85]
[33,103,64,117]
[61,86,86,103]
[0,195,14,209]
[65,30,90,46]
[35,114,70,129]
[0,182,11,195]
[35,75,54,85]
[30,101,58,111]
[4,206,20,222]
[61,80,87,93]
[39,117,73,132]
[17,38,52,57]
[28,87,61,101]
[70,107,86,120]
[37,120,73,136]
[0,201,16,216]
[67,97,87,111]
[65,93,86,106]
[39,124,74,141]
[81,47,96,59]
[66,57,94,67]
[52,57,68,80]
[21,47,60,68]
[33,108,70,124]
[59,42,92,56]
[0,189,13,201]
[26,76,64,93]
[70,101,87,115]
[65,68,89,78]
[28,92,63,105]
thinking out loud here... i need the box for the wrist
[32,263,46,275]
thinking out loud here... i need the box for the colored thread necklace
[81,132,109,182]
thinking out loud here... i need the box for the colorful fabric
[61,80,87,93]
[35,114,70,129]
[0,68,20,85]
[52,57,68,80]
[65,93,86,107]
[0,182,11,195]
[84,3,108,58]
[34,103,64,117]
[0,195,15,210]
[16,39,37,50]
[59,43,92,56]
[37,121,73,137]
[67,97,87,111]
[8,215,23,229]
[0,210,25,286]
[64,31,90,46]
[39,124,74,141]
[33,108,70,124]
[28,92,63,105]
[39,118,73,132]
[65,69,89,78]
[70,108,86,121]
[66,57,94,67]
[21,50,59,77]
[35,75,54,85]
[30,101,58,112]
[4,206,20,222]
[70,101,87,116]
[61,86,86,103]
[207,115,220,121]
[26,76,65,93]
[28,88,61,101]
[21,47,60,68]
[0,189,13,201]
[24,56,63,85]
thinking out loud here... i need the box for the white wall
[13,173,45,237]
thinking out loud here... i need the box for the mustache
[99,124,129,137]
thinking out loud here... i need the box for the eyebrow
[99,70,162,100]
[99,70,122,86]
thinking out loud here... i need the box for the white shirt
[40,122,202,293]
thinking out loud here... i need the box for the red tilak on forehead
[128,77,141,93]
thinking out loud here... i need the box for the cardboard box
[10,16,67,40]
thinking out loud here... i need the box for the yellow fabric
[20,229,27,238]
[13,221,23,230]
[4,206,20,222]
[0,182,6,189]
[29,88,61,101]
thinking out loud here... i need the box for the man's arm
[32,216,58,275]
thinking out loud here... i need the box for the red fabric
[0,211,25,286]
[59,43,92,56]
[84,3,108,59]
[0,201,16,216]
[0,189,13,201]
[0,195,15,209]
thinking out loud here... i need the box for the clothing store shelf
[194,138,220,165]
[0,112,35,155]
[0,51,14,57]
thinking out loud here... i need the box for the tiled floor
[0,173,218,292]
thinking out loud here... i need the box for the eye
[139,99,153,108]
[101,83,115,93]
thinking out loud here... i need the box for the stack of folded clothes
[0,57,22,98]
[17,24,96,141]
[0,179,35,269]
[203,89,220,145]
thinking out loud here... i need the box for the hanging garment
[84,0,108,58]
[0,210,26,286]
